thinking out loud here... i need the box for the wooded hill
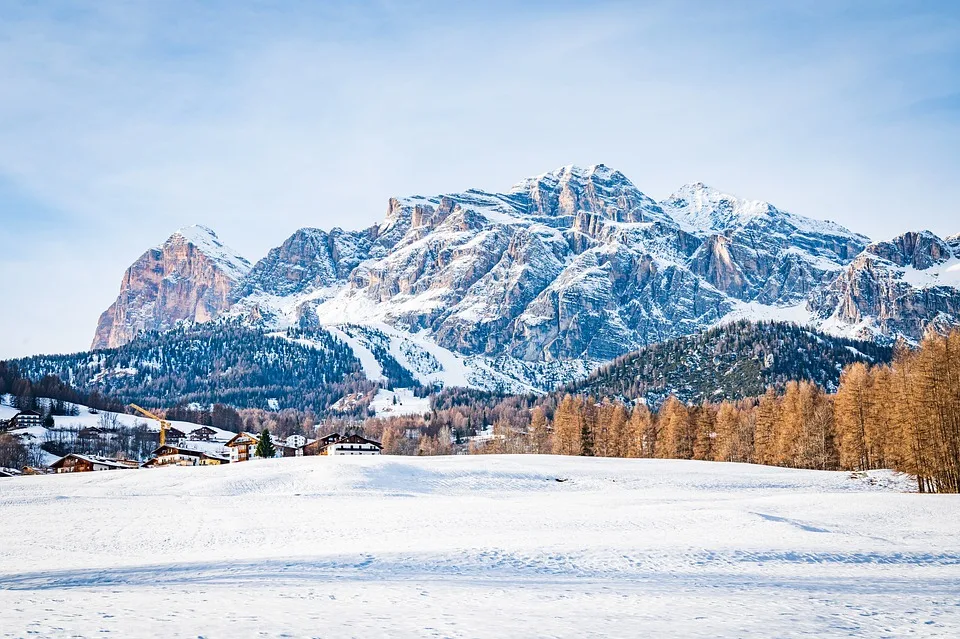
[10,321,372,414]
[568,321,893,406]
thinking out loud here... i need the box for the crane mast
[129,403,172,446]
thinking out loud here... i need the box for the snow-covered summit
[166,225,252,281]
[662,182,866,242]
[509,163,629,192]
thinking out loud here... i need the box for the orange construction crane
[129,403,172,446]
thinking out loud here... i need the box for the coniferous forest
[10,321,372,414]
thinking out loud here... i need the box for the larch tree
[552,395,583,456]
[692,404,715,461]
[731,401,755,463]
[627,403,655,458]
[528,407,551,454]
[657,396,693,460]
[593,401,614,457]
[835,362,873,470]
[608,402,630,458]
[775,381,808,467]
[712,401,740,463]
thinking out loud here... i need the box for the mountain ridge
[87,164,959,393]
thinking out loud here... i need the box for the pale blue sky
[1,0,958,358]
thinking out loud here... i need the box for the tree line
[381,328,959,493]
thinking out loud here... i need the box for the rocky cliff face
[92,166,959,376]
[91,226,251,349]
[809,231,960,341]
[305,165,868,360]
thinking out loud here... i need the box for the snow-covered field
[368,387,431,417]
[0,456,958,638]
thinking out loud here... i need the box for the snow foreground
[0,457,957,638]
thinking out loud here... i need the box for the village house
[78,426,115,441]
[302,432,343,456]
[187,426,218,441]
[143,444,230,467]
[0,466,22,478]
[224,432,262,462]
[277,442,304,458]
[164,426,188,442]
[285,434,307,449]
[49,454,139,473]
[303,433,382,456]
[225,431,308,460]
[21,466,52,476]
[3,410,42,431]
[325,433,382,455]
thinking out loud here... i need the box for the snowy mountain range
[89,164,960,393]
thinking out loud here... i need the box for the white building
[325,434,382,456]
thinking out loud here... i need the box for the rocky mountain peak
[663,183,788,235]
[509,163,670,224]
[163,225,252,281]
[865,230,952,270]
[91,225,251,350]
[808,228,960,342]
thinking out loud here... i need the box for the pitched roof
[50,454,138,470]
[225,432,260,446]
[336,434,383,447]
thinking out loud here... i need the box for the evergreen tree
[254,428,277,458]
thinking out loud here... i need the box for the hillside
[7,320,896,415]
[0,456,956,637]
[570,320,893,405]
[13,321,367,413]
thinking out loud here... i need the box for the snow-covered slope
[168,225,252,281]
[1,456,956,637]
[1,397,233,466]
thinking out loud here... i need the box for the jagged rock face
[669,183,868,305]
[511,165,672,223]
[235,227,371,298]
[809,231,960,341]
[91,226,251,350]
[867,231,951,269]
[311,166,835,360]
[92,165,959,366]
